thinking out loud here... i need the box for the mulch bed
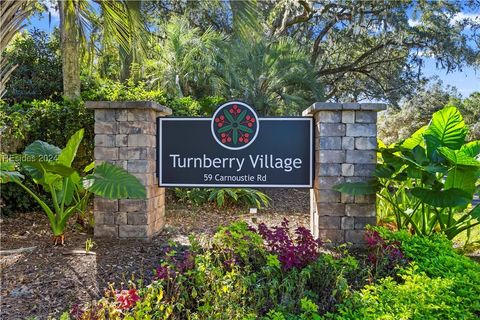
[0,189,309,319]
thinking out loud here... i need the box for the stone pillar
[303,102,386,245]
[86,101,172,239]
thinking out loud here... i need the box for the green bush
[81,77,224,116]
[332,228,480,319]
[3,29,62,103]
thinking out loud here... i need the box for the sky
[26,6,479,97]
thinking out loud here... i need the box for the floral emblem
[211,101,259,150]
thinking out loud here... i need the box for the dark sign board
[157,101,313,187]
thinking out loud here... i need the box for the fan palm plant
[214,35,323,115]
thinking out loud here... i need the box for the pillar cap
[302,102,386,115]
[86,101,172,115]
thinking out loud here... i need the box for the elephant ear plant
[0,129,145,245]
[335,106,479,240]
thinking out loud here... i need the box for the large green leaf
[57,129,84,167]
[22,161,76,177]
[23,140,61,159]
[424,106,468,157]
[0,161,24,183]
[460,140,480,158]
[438,147,480,167]
[445,166,479,196]
[401,125,426,149]
[83,163,146,199]
[411,187,472,208]
[333,181,378,195]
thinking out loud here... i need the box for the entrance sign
[157,101,313,187]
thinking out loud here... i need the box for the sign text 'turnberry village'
[157,101,313,187]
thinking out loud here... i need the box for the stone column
[86,101,172,239]
[303,102,386,245]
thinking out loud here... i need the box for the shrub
[3,29,62,103]
[173,187,271,209]
[332,228,480,319]
[256,218,321,271]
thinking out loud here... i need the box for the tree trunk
[59,0,81,100]
[119,46,132,82]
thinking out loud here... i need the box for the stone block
[346,124,376,137]
[318,123,346,136]
[346,150,376,164]
[127,160,150,173]
[341,217,355,229]
[95,134,116,147]
[342,163,354,176]
[114,160,128,170]
[341,193,354,203]
[318,150,345,163]
[115,212,128,225]
[355,137,377,150]
[119,199,147,212]
[355,194,376,204]
[317,176,344,189]
[94,147,118,160]
[354,217,376,229]
[94,109,116,122]
[115,110,128,121]
[119,225,148,238]
[346,204,376,217]
[127,212,149,225]
[318,229,345,243]
[342,103,360,110]
[345,230,366,244]
[317,203,345,216]
[95,225,118,238]
[127,109,155,122]
[354,164,376,176]
[118,121,155,135]
[317,190,341,203]
[342,111,355,123]
[95,122,117,134]
[115,134,128,147]
[94,198,118,212]
[342,137,354,150]
[318,216,341,229]
[319,137,342,150]
[316,164,341,176]
[359,103,386,111]
[355,111,377,123]
[128,134,155,147]
[316,110,341,123]
[119,147,154,160]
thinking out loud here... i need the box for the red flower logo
[212,101,259,149]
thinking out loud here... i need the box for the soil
[0,189,309,320]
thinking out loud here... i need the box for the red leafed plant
[115,288,140,310]
[255,218,321,271]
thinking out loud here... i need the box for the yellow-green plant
[335,106,479,239]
